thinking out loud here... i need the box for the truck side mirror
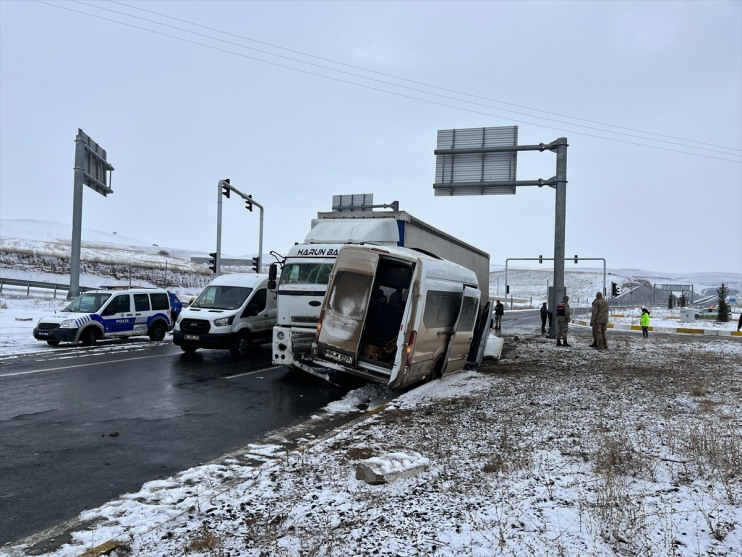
[268,263,278,290]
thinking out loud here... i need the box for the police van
[33,287,173,346]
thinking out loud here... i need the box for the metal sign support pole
[69,142,85,299]
[549,138,568,338]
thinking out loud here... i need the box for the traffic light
[251,256,260,273]
[611,281,619,297]
[506,285,510,294]
[574,254,578,264]
[538,255,543,264]
[245,194,253,212]
[221,179,230,198]
[208,252,218,273]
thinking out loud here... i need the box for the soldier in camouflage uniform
[556,295,571,347]
[592,292,609,349]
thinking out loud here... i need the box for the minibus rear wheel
[429,360,444,381]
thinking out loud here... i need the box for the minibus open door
[441,286,481,375]
[315,249,380,367]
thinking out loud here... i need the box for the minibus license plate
[184,334,199,341]
[325,349,352,365]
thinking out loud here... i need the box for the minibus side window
[458,296,478,331]
[423,291,462,329]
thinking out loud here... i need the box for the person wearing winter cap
[556,295,571,347]
[591,292,609,349]
[640,307,651,339]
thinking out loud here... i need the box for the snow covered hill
[1,219,740,307]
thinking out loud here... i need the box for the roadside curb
[572,319,742,339]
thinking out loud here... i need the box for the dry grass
[128,334,742,556]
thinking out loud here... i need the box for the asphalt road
[0,339,351,546]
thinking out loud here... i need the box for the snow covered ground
[2,218,741,556]
[2,331,741,557]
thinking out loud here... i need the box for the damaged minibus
[312,244,487,389]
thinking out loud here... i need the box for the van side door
[442,286,481,374]
[132,293,151,335]
[100,293,134,335]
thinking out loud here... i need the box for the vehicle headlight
[214,316,235,327]
[59,319,76,328]
[176,314,184,325]
[276,330,285,340]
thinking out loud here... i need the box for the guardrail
[0,277,94,298]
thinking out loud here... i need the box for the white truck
[270,206,490,378]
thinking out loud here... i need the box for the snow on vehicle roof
[306,218,400,245]
[206,273,268,287]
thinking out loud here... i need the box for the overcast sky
[1,0,740,274]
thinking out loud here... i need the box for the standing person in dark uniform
[556,295,571,347]
[494,300,504,331]
[540,302,548,334]
[592,292,610,349]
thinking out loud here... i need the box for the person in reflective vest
[640,307,651,339]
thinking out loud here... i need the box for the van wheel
[181,344,198,354]
[80,328,98,346]
[46,340,61,346]
[230,332,253,357]
[429,360,444,382]
[148,322,167,341]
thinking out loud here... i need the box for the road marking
[0,353,174,378]
[226,366,282,379]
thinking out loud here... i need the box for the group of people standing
[547,291,651,349]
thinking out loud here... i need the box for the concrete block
[355,452,429,485]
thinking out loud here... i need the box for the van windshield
[193,286,253,310]
[280,263,333,285]
[64,293,112,313]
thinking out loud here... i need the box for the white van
[33,288,173,346]
[173,273,276,356]
[312,245,484,389]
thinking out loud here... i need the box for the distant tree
[717,283,730,322]
[678,292,688,308]
[667,293,675,309]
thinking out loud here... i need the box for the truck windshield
[279,263,333,285]
[64,293,112,313]
[193,286,253,310]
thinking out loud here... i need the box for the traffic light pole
[214,181,225,276]
[505,255,606,337]
[216,179,264,274]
